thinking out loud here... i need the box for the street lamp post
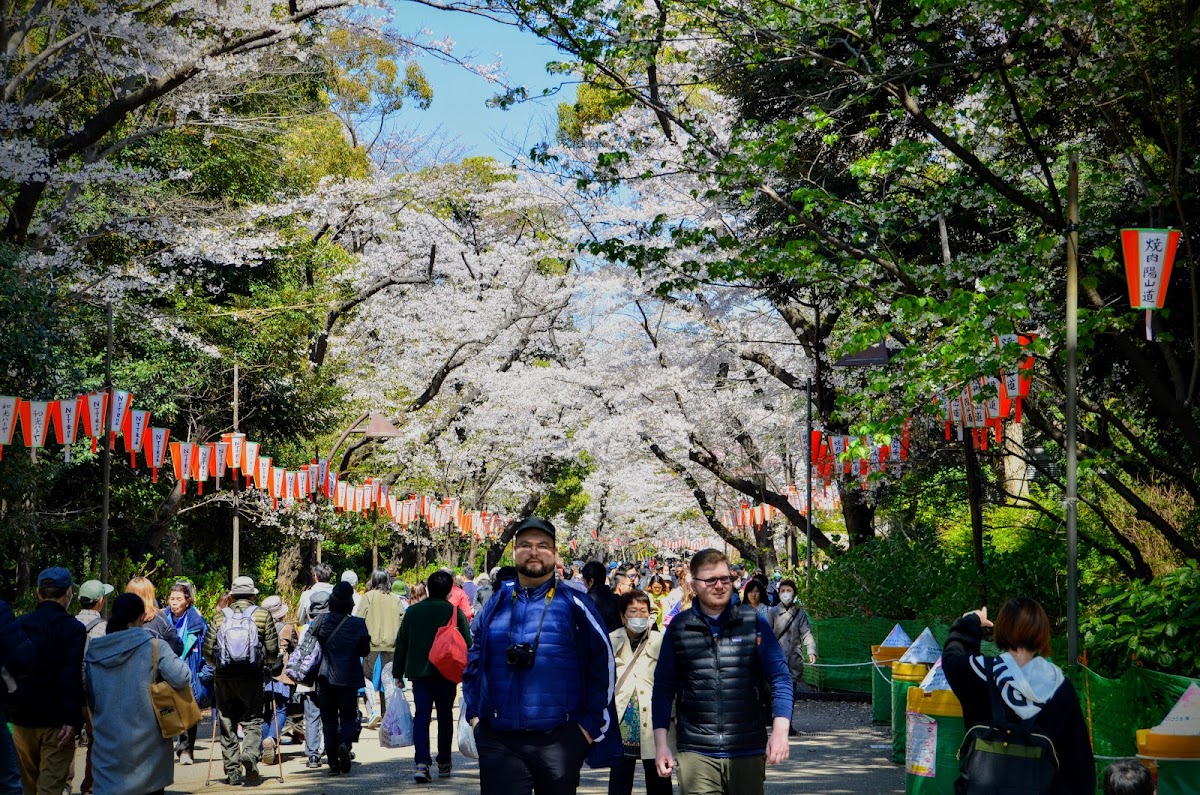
[321,411,403,564]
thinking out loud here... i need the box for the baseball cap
[37,567,73,589]
[231,575,258,595]
[513,516,556,541]
[78,580,114,602]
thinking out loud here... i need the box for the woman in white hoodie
[85,593,192,795]
[943,597,1095,795]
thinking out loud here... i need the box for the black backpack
[956,657,1059,794]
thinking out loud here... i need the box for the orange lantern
[53,398,82,462]
[149,428,170,482]
[1122,228,1181,339]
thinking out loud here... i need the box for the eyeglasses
[515,542,555,553]
[693,575,734,587]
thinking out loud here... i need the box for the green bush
[1082,561,1200,678]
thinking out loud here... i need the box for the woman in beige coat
[608,589,674,795]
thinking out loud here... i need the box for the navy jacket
[0,599,35,701]
[11,601,86,729]
[314,610,370,689]
[464,578,615,741]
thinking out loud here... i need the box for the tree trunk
[963,438,989,608]
[841,488,876,546]
[276,541,303,596]
[1002,422,1030,499]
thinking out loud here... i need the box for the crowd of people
[0,519,1152,795]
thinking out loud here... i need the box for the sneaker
[262,737,277,765]
[438,762,452,778]
[413,763,432,783]
[337,743,352,774]
[306,754,321,770]
[227,772,244,787]
[179,751,193,766]
[367,712,382,729]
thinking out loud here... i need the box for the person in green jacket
[356,568,403,728]
[392,571,471,783]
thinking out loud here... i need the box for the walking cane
[271,694,286,783]
[204,695,219,787]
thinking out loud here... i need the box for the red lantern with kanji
[1122,228,1181,339]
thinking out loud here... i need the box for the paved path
[74,700,903,794]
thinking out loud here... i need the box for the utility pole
[232,360,240,580]
[100,304,113,596]
[1065,154,1080,664]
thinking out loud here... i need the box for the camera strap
[508,580,557,653]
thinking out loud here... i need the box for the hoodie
[943,613,1095,795]
[85,630,192,795]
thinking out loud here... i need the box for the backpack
[287,617,345,686]
[214,605,263,673]
[428,606,467,683]
[956,657,1060,794]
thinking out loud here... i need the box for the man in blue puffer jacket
[463,516,617,794]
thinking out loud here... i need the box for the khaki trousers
[10,726,74,795]
[677,751,766,795]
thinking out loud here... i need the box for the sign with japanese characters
[1122,228,1180,309]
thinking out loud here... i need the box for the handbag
[615,636,648,758]
[149,639,202,738]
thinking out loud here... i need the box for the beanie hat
[330,581,355,614]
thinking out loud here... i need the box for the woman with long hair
[663,578,693,626]
[125,576,183,655]
[407,582,427,605]
[356,568,402,727]
[166,582,209,765]
[645,576,670,628]
[85,593,193,795]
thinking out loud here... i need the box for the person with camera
[392,570,472,783]
[463,517,617,795]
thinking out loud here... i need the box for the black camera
[506,643,536,668]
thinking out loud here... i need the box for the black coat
[313,610,370,689]
[586,583,622,632]
[10,601,86,729]
[943,614,1095,795]
[0,599,35,698]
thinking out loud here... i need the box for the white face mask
[626,617,650,633]
[780,592,795,606]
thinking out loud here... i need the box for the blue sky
[393,9,577,163]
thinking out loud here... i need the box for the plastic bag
[457,710,478,759]
[379,685,414,748]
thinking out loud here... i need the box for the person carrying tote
[608,589,673,795]
[84,593,192,795]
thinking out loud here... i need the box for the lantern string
[1146,310,1153,341]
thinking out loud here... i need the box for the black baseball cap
[513,516,556,541]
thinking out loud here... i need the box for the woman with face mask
[608,590,674,795]
[766,579,817,701]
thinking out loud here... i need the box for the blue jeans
[261,689,290,743]
[411,676,456,768]
[0,710,20,795]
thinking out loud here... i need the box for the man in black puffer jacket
[651,549,792,795]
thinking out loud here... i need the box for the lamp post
[321,411,404,564]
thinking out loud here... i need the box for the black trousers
[316,684,358,760]
[608,756,674,795]
[476,722,590,795]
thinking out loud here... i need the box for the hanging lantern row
[0,389,510,542]
[1121,227,1180,341]
[808,422,910,490]
[936,334,1036,451]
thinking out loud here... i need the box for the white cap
[340,570,358,587]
